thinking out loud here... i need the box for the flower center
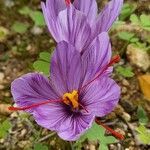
[63,90,79,109]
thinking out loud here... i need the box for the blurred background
[0,0,150,149]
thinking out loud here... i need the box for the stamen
[80,55,120,91]
[63,90,79,109]
[95,119,124,140]
[8,100,62,111]
[65,0,71,6]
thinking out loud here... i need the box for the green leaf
[30,11,45,26]
[2,120,12,130]
[0,26,9,41]
[118,32,135,41]
[33,61,50,75]
[130,37,139,43]
[81,123,105,141]
[140,14,150,27]
[11,22,29,34]
[75,123,117,150]
[116,66,134,78]
[131,42,150,51]
[39,52,51,62]
[33,52,51,75]
[137,106,149,125]
[136,124,150,144]
[34,143,48,150]
[19,6,32,15]
[143,27,150,31]
[130,14,139,24]
[119,3,136,21]
[0,120,12,138]
[135,42,146,49]
[19,7,45,26]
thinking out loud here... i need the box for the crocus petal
[34,103,95,141]
[58,114,95,141]
[92,0,123,38]
[81,32,111,85]
[41,0,66,20]
[11,73,59,113]
[73,0,98,25]
[41,0,66,42]
[50,41,82,95]
[57,5,91,52]
[81,76,120,117]
[33,103,69,131]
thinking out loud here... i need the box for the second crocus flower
[41,0,123,52]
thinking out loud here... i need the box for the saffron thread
[80,55,120,91]
[8,100,62,111]
[8,99,89,113]
[65,0,71,6]
[95,118,124,140]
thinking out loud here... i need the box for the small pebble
[122,94,130,100]
[17,140,31,149]
[121,87,127,94]
[20,129,27,138]
[4,0,14,7]
[0,84,5,90]
[10,112,18,118]
[127,44,150,71]
[0,139,4,143]
[122,112,131,121]
[4,92,10,97]
[0,72,4,82]
[50,140,55,146]
[109,144,116,150]
[89,144,96,150]
[122,79,130,86]
[117,143,122,150]
[31,26,43,35]
[17,123,23,128]
[127,133,132,137]
[130,141,135,146]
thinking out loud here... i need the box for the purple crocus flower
[41,0,123,52]
[9,33,121,141]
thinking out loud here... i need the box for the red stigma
[8,99,89,113]
[8,100,62,111]
[108,55,120,66]
[65,0,71,6]
[80,55,120,91]
[95,119,124,140]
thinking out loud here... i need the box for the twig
[126,122,141,147]
[119,116,141,149]
[35,127,43,142]
[38,132,56,142]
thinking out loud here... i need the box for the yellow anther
[63,90,79,109]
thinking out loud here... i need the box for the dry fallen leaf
[0,104,11,115]
[138,75,150,101]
